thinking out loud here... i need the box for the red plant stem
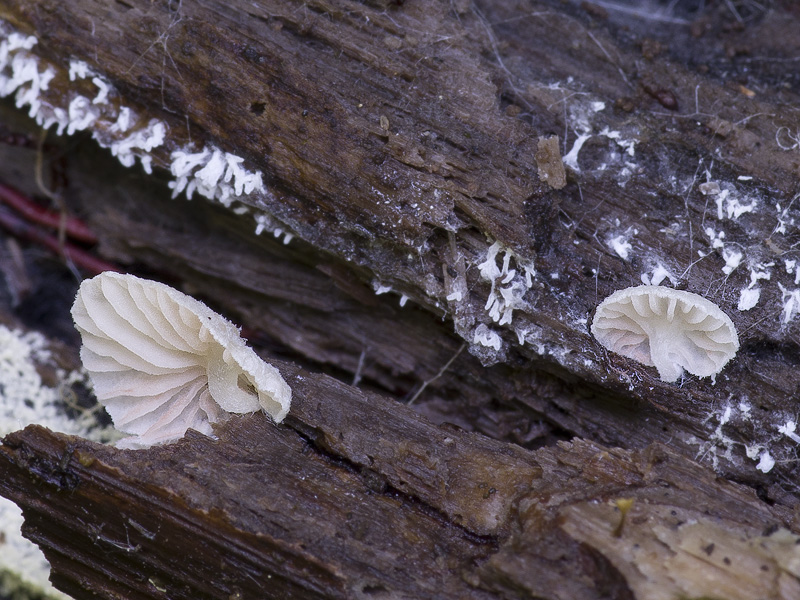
[0,207,121,275]
[0,182,98,244]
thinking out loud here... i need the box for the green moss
[0,569,67,600]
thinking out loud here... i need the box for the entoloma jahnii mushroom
[71,272,291,448]
[591,285,739,383]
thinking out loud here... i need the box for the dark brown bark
[0,371,796,599]
[0,0,799,597]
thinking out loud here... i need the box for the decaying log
[8,0,800,484]
[1,356,797,599]
[0,0,799,596]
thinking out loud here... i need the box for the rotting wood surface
[0,358,797,599]
[0,0,799,597]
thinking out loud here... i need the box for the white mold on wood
[755,450,775,473]
[477,241,535,327]
[737,288,760,311]
[0,20,275,236]
[778,421,800,444]
[778,284,800,323]
[721,248,743,275]
[704,227,726,249]
[608,233,633,260]
[712,187,757,221]
[640,263,676,287]
[473,323,502,351]
[168,146,265,207]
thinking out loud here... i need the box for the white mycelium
[591,285,739,383]
[72,272,291,449]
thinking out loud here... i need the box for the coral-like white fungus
[72,272,291,449]
[0,20,269,223]
[473,323,502,351]
[477,241,535,326]
[591,285,739,383]
[168,146,265,207]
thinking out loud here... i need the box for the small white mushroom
[71,272,291,449]
[591,285,739,383]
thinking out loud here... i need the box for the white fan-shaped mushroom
[591,285,739,383]
[71,272,292,448]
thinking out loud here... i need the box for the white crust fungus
[591,285,739,383]
[71,272,292,449]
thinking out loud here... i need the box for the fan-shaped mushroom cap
[591,285,739,383]
[71,272,292,448]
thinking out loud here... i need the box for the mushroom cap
[591,285,739,383]
[71,272,292,448]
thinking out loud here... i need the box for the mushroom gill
[71,272,291,448]
[591,285,739,383]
